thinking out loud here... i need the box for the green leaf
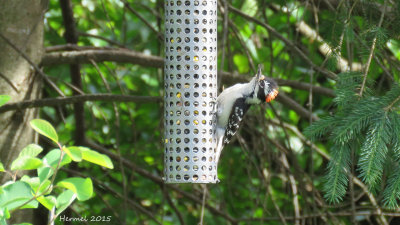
[0,207,10,219]
[63,146,82,162]
[11,157,42,171]
[37,195,56,211]
[241,0,258,17]
[36,180,52,195]
[57,177,93,201]
[0,95,10,107]
[29,119,59,144]
[42,149,71,169]
[20,176,52,195]
[38,167,52,183]
[19,144,43,158]
[233,54,250,74]
[37,149,71,182]
[55,190,76,216]
[0,162,4,172]
[79,147,114,169]
[0,181,38,210]
[20,175,36,190]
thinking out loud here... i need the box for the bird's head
[258,76,279,102]
[255,65,279,103]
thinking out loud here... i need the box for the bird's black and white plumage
[214,66,279,166]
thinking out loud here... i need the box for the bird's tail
[214,128,225,168]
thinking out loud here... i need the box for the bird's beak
[266,89,279,102]
[256,64,263,80]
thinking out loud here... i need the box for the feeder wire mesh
[164,0,218,183]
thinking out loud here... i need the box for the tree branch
[60,0,86,145]
[40,47,332,122]
[297,0,395,23]
[41,48,164,68]
[0,32,65,97]
[217,0,229,89]
[359,0,387,97]
[45,44,116,52]
[227,4,337,80]
[237,211,400,222]
[384,95,400,111]
[84,139,238,224]
[160,184,186,225]
[0,94,161,114]
[42,47,335,97]
[121,0,163,41]
[62,168,162,225]
[276,92,319,121]
[77,31,126,48]
[295,20,363,72]
[279,78,335,97]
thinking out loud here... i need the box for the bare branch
[359,0,387,96]
[41,48,164,68]
[273,0,362,73]
[77,31,126,48]
[227,4,337,80]
[41,47,335,97]
[121,0,163,41]
[278,78,335,97]
[60,0,86,145]
[0,32,65,97]
[217,0,229,89]
[276,92,319,121]
[199,184,207,225]
[63,168,163,225]
[45,44,116,52]
[40,47,333,122]
[0,71,19,93]
[0,94,161,114]
[84,139,238,223]
[237,211,400,222]
[296,20,363,72]
[161,185,186,225]
[281,154,301,225]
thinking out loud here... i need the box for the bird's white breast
[216,82,253,127]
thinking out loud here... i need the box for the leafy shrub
[0,119,113,225]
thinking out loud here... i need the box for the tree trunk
[0,0,46,223]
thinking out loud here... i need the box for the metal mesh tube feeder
[163,0,218,183]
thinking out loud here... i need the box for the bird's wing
[222,97,250,145]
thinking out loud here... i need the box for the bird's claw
[210,97,217,115]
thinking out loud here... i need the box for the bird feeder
[164,0,218,183]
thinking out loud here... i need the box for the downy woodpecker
[214,65,279,166]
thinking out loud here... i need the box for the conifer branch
[358,114,389,186]
[324,144,351,203]
[384,95,400,111]
[359,0,387,97]
[383,166,400,208]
